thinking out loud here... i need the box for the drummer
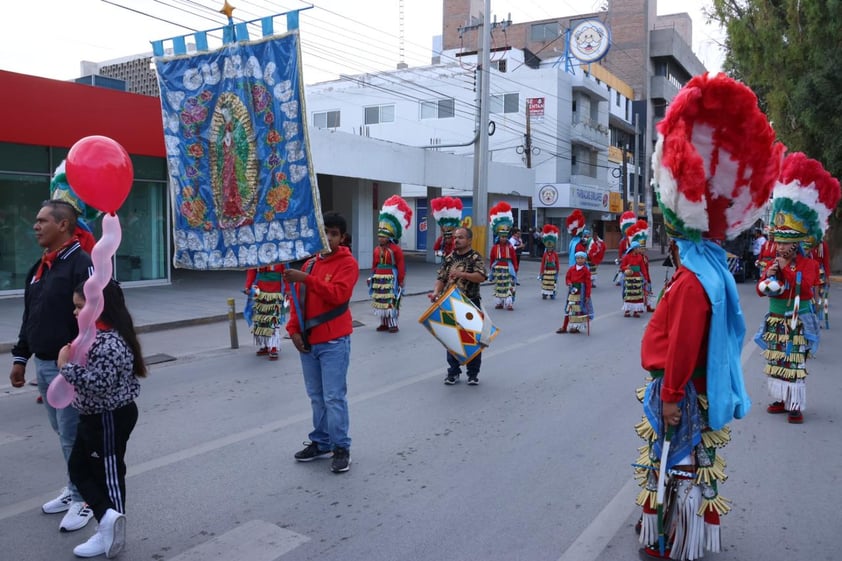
[429,227,488,386]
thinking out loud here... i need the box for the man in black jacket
[9,200,94,532]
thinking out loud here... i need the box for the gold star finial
[219,0,236,19]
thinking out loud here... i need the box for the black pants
[68,402,138,521]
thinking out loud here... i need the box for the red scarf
[33,237,78,283]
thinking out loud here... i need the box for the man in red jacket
[284,211,359,473]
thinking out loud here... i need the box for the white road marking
[555,338,759,561]
[556,478,638,561]
[165,520,309,561]
[0,310,621,522]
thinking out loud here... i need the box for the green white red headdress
[542,224,559,248]
[651,73,783,241]
[771,152,841,245]
[430,196,463,231]
[489,202,514,240]
[566,209,586,236]
[378,195,413,241]
[619,210,636,236]
[50,161,101,253]
[627,219,649,248]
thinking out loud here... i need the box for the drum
[418,285,499,364]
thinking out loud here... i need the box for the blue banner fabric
[155,30,326,270]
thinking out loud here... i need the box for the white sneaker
[61,502,94,532]
[73,531,107,558]
[42,486,73,514]
[100,508,126,558]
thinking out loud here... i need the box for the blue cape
[676,239,751,429]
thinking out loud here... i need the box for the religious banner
[155,30,326,269]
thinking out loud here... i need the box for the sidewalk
[0,254,443,354]
[0,247,668,354]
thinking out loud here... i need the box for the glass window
[313,110,340,129]
[530,22,560,42]
[420,98,455,120]
[0,142,49,173]
[112,180,168,282]
[491,93,519,114]
[364,104,396,125]
[0,172,50,291]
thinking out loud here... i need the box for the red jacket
[757,254,817,300]
[565,264,592,299]
[641,268,710,402]
[434,235,454,255]
[287,246,359,345]
[620,251,651,283]
[490,242,519,272]
[372,241,406,285]
[540,250,559,276]
[245,264,285,292]
[808,241,831,279]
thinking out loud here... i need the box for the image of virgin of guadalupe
[210,92,259,229]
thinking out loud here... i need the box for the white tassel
[704,522,721,553]
[639,512,659,547]
[670,480,705,560]
[767,378,807,411]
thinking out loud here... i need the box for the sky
[0,0,725,85]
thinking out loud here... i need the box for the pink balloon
[47,374,76,409]
[70,213,122,366]
[65,136,134,214]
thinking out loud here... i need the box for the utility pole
[622,143,629,209]
[524,100,533,169]
[471,0,492,255]
[632,113,640,214]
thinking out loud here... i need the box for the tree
[708,0,842,270]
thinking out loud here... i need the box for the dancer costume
[755,153,839,415]
[488,202,518,310]
[562,251,593,333]
[431,197,463,261]
[582,229,606,286]
[245,264,287,357]
[371,195,412,331]
[620,221,651,317]
[635,73,783,561]
[807,239,831,327]
[565,209,587,266]
[615,210,637,285]
[539,225,560,299]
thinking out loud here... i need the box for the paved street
[1,256,841,560]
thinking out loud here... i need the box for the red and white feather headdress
[651,73,784,241]
[566,209,586,236]
[378,195,413,241]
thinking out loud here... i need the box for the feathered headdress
[619,210,636,236]
[628,219,649,248]
[378,195,413,241]
[50,161,101,253]
[771,152,841,245]
[565,209,586,236]
[541,224,559,247]
[489,202,514,240]
[651,73,783,241]
[430,196,463,230]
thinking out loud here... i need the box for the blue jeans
[34,357,83,502]
[299,336,351,450]
[447,350,481,378]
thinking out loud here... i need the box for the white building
[305,46,636,251]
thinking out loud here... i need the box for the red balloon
[65,136,134,214]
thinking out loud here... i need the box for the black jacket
[12,242,92,363]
